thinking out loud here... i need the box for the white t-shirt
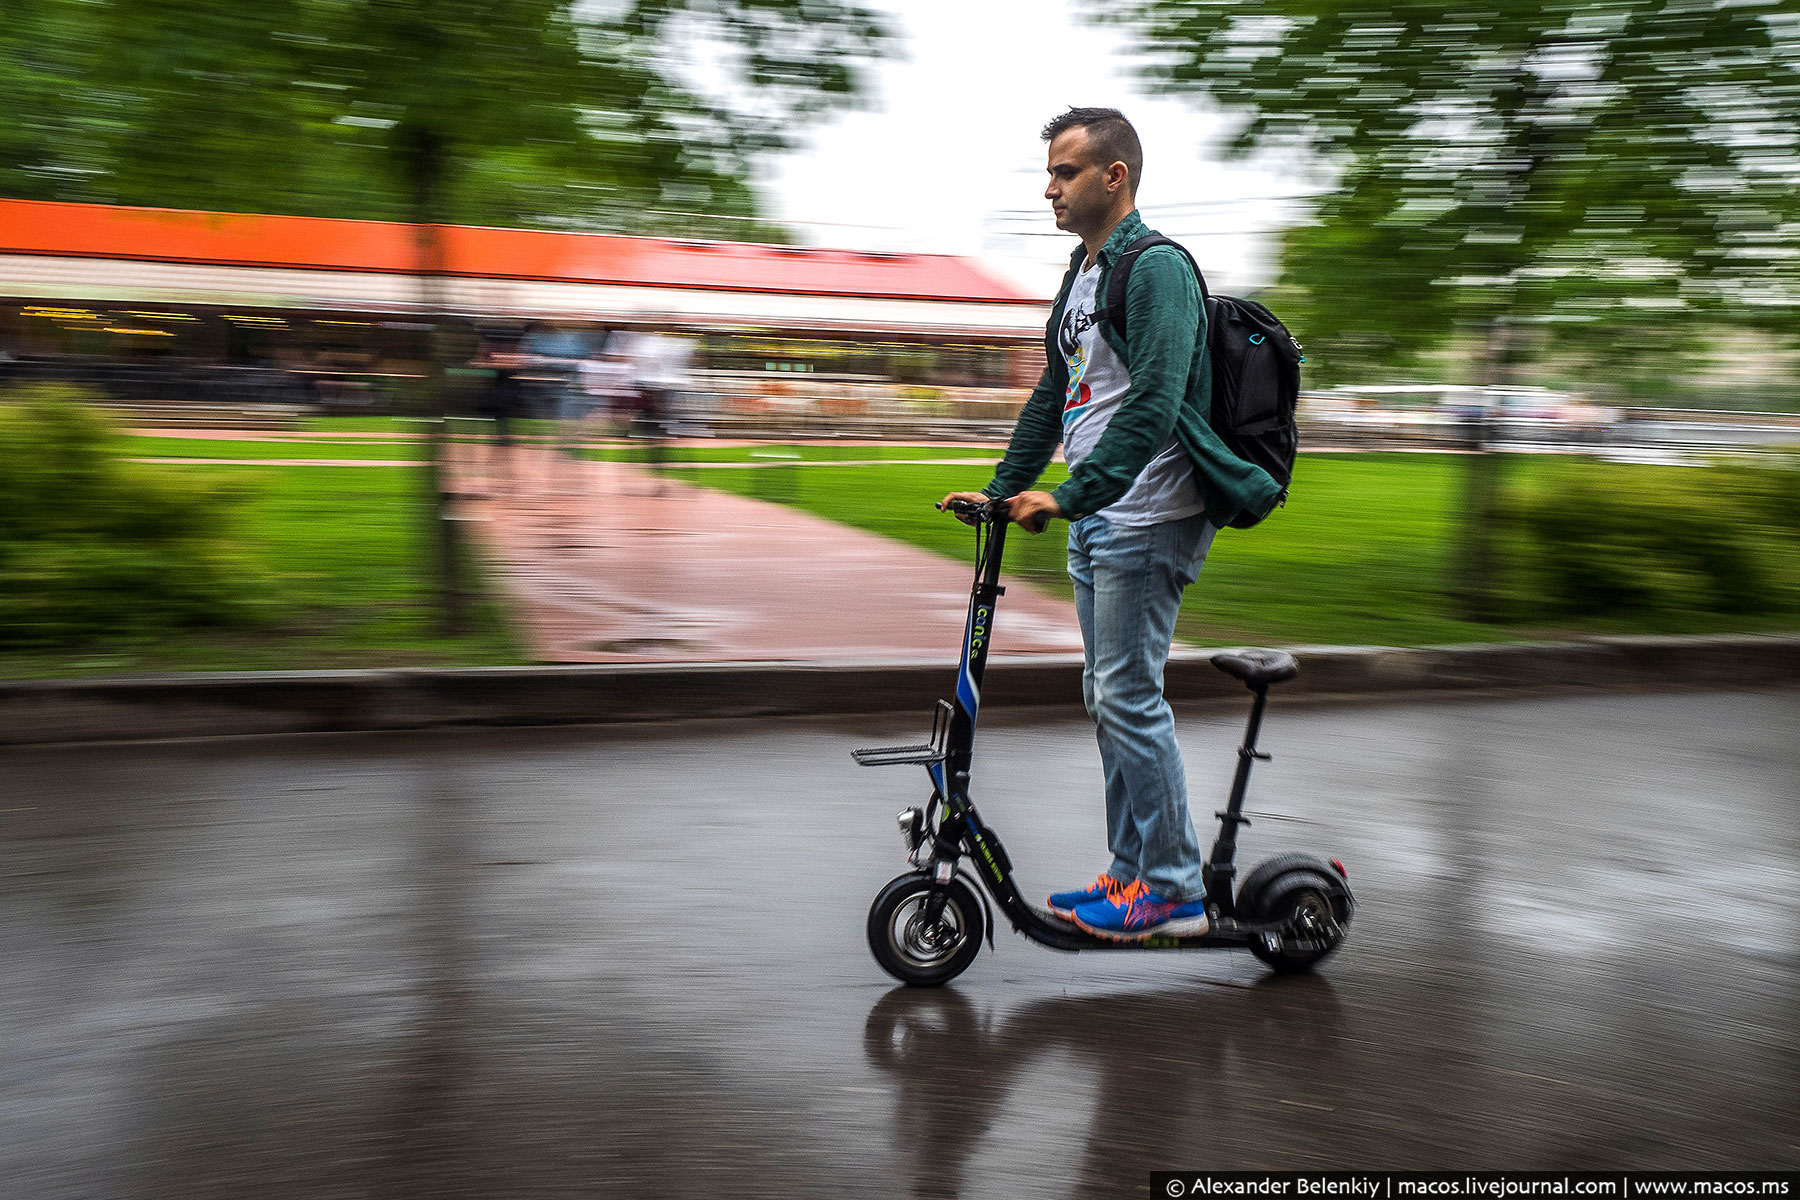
[1058,257,1204,527]
[627,332,694,391]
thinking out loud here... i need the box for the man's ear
[1106,161,1130,194]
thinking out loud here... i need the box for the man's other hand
[1006,490,1062,534]
[938,491,989,525]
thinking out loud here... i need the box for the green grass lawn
[661,452,1800,647]
[8,441,1796,678]
[0,463,520,678]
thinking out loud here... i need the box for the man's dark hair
[1041,107,1143,194]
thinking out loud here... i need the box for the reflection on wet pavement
[2,690,1796,1196]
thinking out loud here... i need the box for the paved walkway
[444,443,1084,664]
[125,427,1082,663]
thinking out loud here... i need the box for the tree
[3,0,888,236]
[1095,0,1800,615]
[3,0,893,628]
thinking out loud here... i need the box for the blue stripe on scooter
[955,601,981,722]
[956,659,979,721]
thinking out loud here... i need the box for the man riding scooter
[940,107,1283,941]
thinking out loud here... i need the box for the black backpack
[1098,234,1303,520]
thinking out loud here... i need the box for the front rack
[852,699,953,767]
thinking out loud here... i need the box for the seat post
[1204,684,1269,910]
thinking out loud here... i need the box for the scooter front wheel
[867,873,984,986]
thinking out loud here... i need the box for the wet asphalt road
[3,688,1798,1197]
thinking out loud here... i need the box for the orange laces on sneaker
[1113,879,1150,912]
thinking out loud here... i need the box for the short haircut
[1041,107,1143,195]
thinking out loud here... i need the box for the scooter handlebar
[938,497,1050,533]
[940,497,1005,523]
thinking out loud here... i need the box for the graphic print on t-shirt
[1059,303,1100,419]
[1064,344,1090,414]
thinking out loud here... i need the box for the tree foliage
[1096,1,1800,383]
[0,0,893,238]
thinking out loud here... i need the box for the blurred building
[0,199,1049,436]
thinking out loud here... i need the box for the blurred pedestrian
[578,330,632,436]
[624,329,694,482]
[522,323,589,458]
[474,337,526,473]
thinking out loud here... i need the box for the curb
[1,634,1797,747]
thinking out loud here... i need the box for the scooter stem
[945,516,1008,789]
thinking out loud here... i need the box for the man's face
[1044,127,1117,237]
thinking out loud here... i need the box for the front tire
[867,873,985,986]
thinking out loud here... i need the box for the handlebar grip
[943,498,996,520]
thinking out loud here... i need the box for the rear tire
[1247,882,1344,974]
[1238,855,1352,975]
[867,873,984,987]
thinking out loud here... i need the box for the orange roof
[0,198,1040,305]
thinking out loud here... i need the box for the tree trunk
[1452,52,1556,625]
[402,124,464,635]
[1453,317,1517,622]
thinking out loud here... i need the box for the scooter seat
[1211,649,1299,689]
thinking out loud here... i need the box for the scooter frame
[855,499,1352,962]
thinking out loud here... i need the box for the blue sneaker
[1072,879,1211,941]
[1046,873,1127,919]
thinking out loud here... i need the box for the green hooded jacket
[982,210,1284,529]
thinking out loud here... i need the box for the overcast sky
[762,0,1314,296]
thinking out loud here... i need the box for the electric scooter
[854,497,1354,986]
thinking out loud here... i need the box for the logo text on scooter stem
[969,606,991,655]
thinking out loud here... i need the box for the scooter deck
[1011,903,1262,952]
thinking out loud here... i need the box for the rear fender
[1237,853,1354,925]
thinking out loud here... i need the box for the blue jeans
[1066,512,1217,904]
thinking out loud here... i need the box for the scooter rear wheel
[868,873,984,986]
[1248,883,1345,974]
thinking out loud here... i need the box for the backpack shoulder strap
[1100,233,1209,342]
